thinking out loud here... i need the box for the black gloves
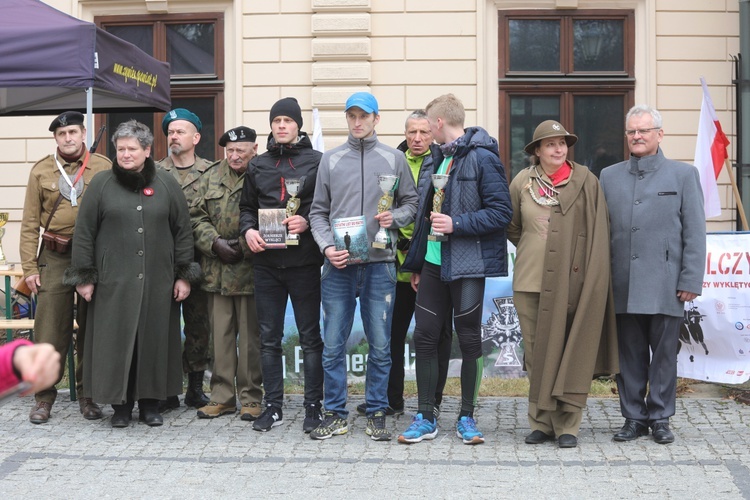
[212,237,243,264]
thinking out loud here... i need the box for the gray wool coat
[600,148,706,317]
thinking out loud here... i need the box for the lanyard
[54,152,88,207]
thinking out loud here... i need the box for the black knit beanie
[269,97,303,130]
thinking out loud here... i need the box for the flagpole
[724,158,749,230]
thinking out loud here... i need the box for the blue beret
[161,108,202,136]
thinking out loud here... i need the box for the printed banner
[677,232,750,384]
[260,233,750,384]
[277,245,524,382]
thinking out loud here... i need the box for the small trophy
[0,212,10,269]
[428,174,450,242]
[284,178,302,246]
[372,174,399,249]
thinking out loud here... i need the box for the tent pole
[86,87,93,147]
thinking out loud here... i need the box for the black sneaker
[356,403,404,416]
[252,405,283,432]
[365,410,392,441]
[303,404,323,433]
[310,411,348,440]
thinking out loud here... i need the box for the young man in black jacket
[240,97,324,433]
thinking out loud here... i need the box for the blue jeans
[320,261,396,418]
[255,264,324,408]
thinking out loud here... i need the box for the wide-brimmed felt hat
[524,120,578,155]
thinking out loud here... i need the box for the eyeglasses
[625,127,661,137]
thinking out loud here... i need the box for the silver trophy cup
[372,174,399,249]
[428,174,450,242]
[284,178,302,245]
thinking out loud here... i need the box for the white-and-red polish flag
[694,76,730,218]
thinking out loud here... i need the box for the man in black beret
[156,108,213,411]
[191,126,262,420]
[20,111,111,423]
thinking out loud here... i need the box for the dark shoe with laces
[613,419,649,442]
[525,429,554,444]
[252,405,283,432]
[310,411,348,440]
[558,434,578,448]
[356,402,403,416]
[365,410,392,441]
[79,398,103,420]
[651,423,675,444]
[29,401,52,424]
[303,404,323,433]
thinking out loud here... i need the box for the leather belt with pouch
[42,231,72,254]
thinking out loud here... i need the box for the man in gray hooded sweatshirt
[309,92,418,442]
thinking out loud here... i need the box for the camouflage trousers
[181,286,211,373]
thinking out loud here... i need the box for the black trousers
[388,280,452,408]
[615,313,682,425]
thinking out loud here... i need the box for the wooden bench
[0,318,35,330]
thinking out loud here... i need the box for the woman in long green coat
[64,120,200,428]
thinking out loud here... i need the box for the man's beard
[169,143,184,156]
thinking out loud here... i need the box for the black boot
[184,371,209,408]
[111,402,134,428]
[139,399,163,426]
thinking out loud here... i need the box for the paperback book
[332,215,369,264]
[258,208,287,249]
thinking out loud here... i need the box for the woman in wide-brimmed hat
[507,120,619,449]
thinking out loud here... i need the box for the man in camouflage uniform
[20,111,110,424]
[156,108,212,410]
[190,126,263,420]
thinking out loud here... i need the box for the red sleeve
[0,339,33,393]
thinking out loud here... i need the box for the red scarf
[547,161,571,186]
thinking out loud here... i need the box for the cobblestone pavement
[1,393,748,499]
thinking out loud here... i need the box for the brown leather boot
[78,398,103,420]
[29,401,52,424]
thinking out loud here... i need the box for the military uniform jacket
[157,154,213,206]
[190,159,254,296]
[20,151,111,279]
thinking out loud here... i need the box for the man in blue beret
[156,108,214,412]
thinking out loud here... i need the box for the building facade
[0,0,740,263]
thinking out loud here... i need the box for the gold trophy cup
[284,178,302,245]
[428,174,450,242]
[0,212,8,267]
[372,174,399,249]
